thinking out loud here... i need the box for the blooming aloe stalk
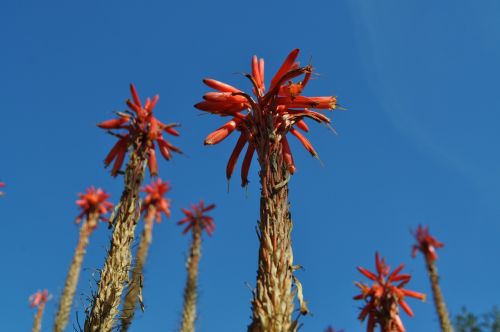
[30,290,50,332]
[84,84,180,332]
[196,49,337,331]
[412,225,453,332]
[354,252,426,332]
[53,187,113,332]
[178,201,215,332]
[120,179,171,332]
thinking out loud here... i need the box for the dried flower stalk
[84,150,145,332]
[179,222,202,332]
[120,206,156,331]
[54,215,98,332]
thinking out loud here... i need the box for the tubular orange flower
[75,187,113,226]
[411,225,444,262]
[29,290,50,308]
[98,84,181,177]
[196,48,337,186]
[178,201,216,236]
[140,178,171,222]
[354,252,425,332]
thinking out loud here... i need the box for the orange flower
[178,201,216,236]
[354,253,425,332]
[75,187,113,225]
[99,84,181,177]
[196,49,337,186]
[140,178,171,222]
[411,225,444,262]
[29,289,50,308]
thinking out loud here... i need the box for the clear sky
[1,0,499,331]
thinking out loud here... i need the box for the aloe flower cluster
[75,187,114,225]
[140,178,171,221]
[196,48,336,186]
[412,225,444,262]
[29,290,50,308]
[178,201,216,236]
[354,253,425,332]
[98,84,181,176]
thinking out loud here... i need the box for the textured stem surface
[120,207,156,332]
[179,223,202,332]
[32,303,46,332]
[426,259,453,332]
[54,215,98,332]
[379,296,404,332]
[84,150,145,332]
[249,146,295,332]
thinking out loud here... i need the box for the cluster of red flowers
[29,289,50,308]
[178,201,216,236]
[354,252,426,332]
[140,178,171,222]
[98,84,181,177]
[196,49,337,186]
[75,187,113,225]
[412,225,444,262]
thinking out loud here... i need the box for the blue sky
[1,0,499,331]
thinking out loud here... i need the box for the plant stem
[32,303,46,332]
[120,207,156,332]
[249,146,295,332]
[179,222,202,332]
[426,258,453,332]
[53,214,98,332]
[379,295,404,332]
[84,150,146,332]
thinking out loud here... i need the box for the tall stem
[53,214,98,332]
[426,258,453,332]
[179,222,202,332]
[32,303,46,332]
[84,150,146,332]
[120,207,156,332]
[249,147,295,332]
[379,296,404,332]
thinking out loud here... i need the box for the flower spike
[411,225,444,262]
[354,252,425,332]
[178,201,216,236]
[196,49,337,185]
[98,84,181,177]
[140,178,171,222]
[29,290,50,308]
[75,187,113,226]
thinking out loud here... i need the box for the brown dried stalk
[32,302,46,332]
[54,214,98,332]
[379,294,405,332]
[84,150,146,332]
[179,221,202,332]
[120,206,156,332]
[248,146,297,332]
[426,258,453,332]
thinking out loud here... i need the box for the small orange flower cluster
[412,225,444,262]
[75,187,113,225]
[29,289,50,308]
[140,178,172,222]
[178,201,216,236]
[99,84,181,177]
[354,252,426,332]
